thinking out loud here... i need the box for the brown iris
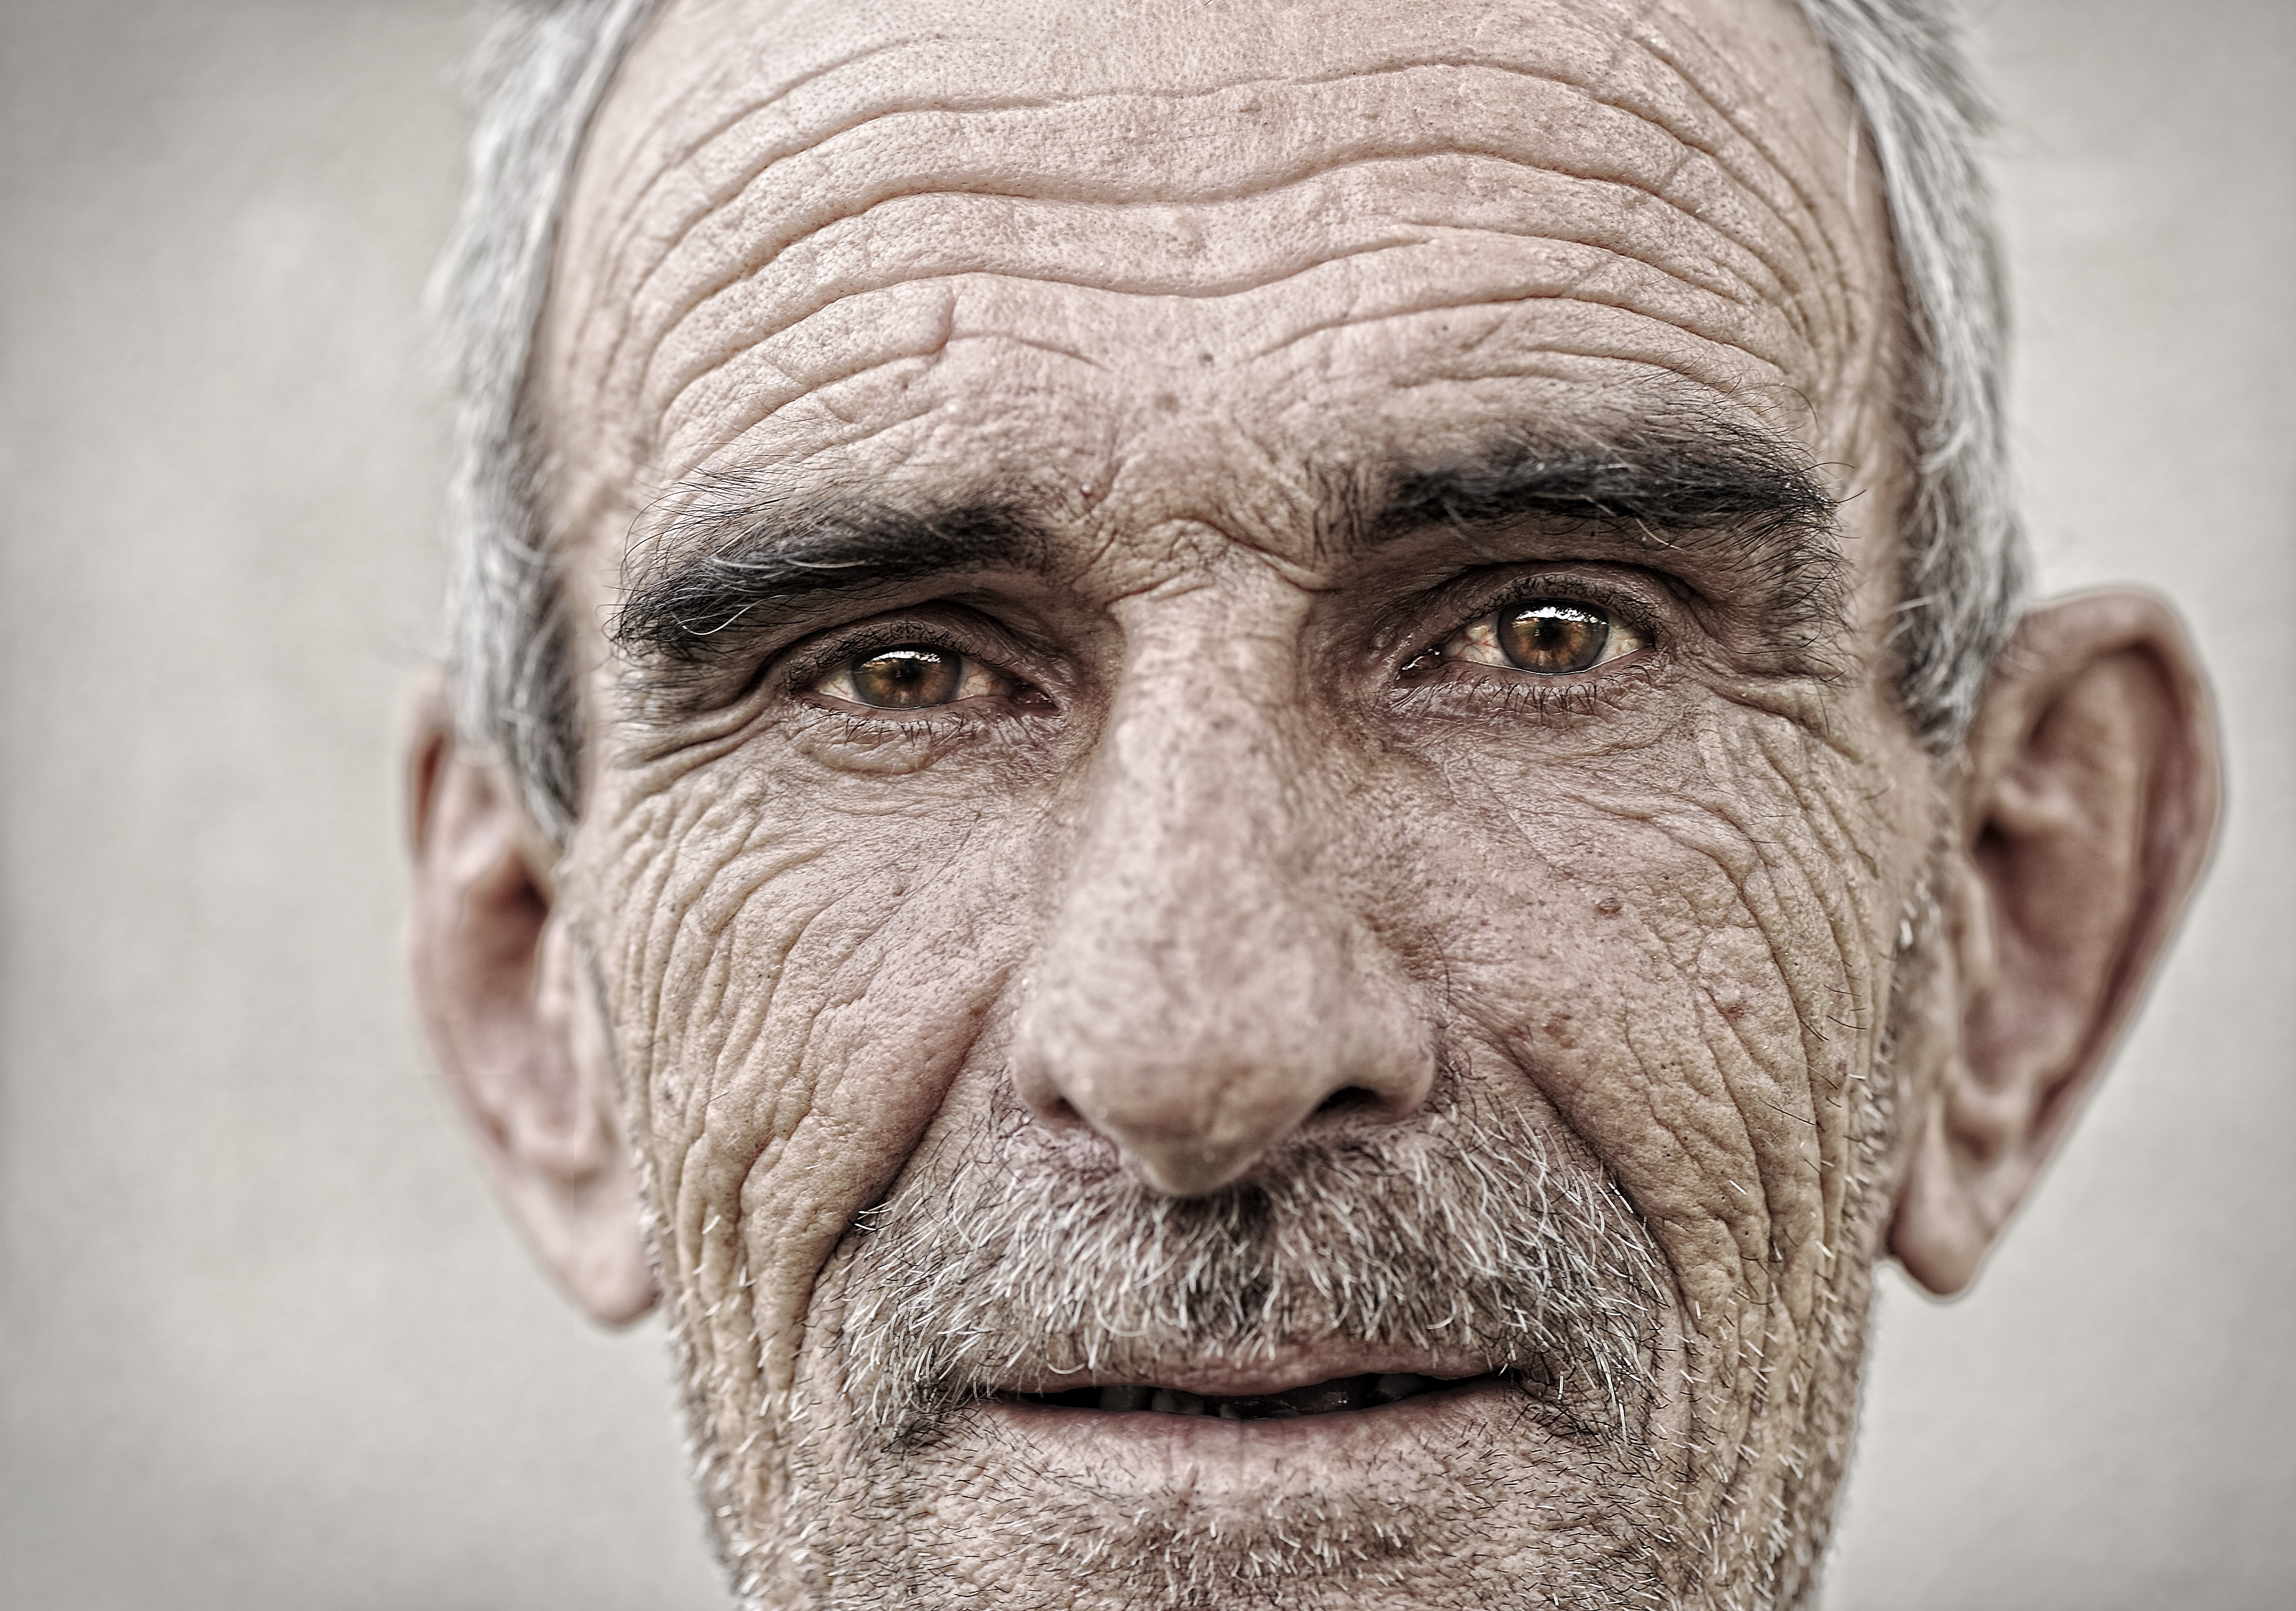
[1496,602,1612,674]
[848,646,963,708]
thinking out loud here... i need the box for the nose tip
[1044,1075,1427,1199]
[1017,1079,1278,1199]
[1011,945,1435,1198]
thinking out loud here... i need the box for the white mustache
[839,1086,1667,1449]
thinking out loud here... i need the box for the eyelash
[787,622,981,687]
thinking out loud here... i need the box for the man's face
[534,0,1936,1602]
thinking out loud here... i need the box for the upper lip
[980,1343,1496,1398]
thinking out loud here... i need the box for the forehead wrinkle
[575,33,930,296]
[664,329,950,486]
[634,144,1790,404]
[635,126,1787,345]
[1572,21,1852,324]
[654,234,1782,465]
[1606,61,1841,378]
[650,298,1803,524]
[571,52,1844,431]
[1613,23,1865,387]
[574,44,1200,419]
[1246,283,1789,399]
[610,72,1800,348]
[617,185,1811,478]
[572,86,1055,402]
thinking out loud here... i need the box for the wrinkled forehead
[542,0,1888,537]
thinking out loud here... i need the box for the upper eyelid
[1477,571,1661,621]
[781,613,1025,692]
[1418,568,1667,656]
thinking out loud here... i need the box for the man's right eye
[812,644,1010,710]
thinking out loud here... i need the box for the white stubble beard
[650,891,1934,1611]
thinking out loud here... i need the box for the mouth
[967,1361,1559,1502]
[1006,1369,1496,1420]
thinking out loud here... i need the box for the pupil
[850,646,962,708]
[1498,602,1608,674]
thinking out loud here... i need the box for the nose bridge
[1012,622,1430,1196]
[1091,654,1310,999]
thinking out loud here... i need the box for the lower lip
[978,1375,1519,1478]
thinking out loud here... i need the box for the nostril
[1314,1085,1381,1118]
[1009,1036,1093,1130]
[1029,1090,1089,1129]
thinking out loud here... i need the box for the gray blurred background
[1,2,2288,1606]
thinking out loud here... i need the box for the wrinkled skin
[405,0,2220,1606]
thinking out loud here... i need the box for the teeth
[1081,1373,1449,1416]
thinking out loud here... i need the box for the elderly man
[404,0,2217,1604]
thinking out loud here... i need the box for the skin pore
[405,0,2220,1606]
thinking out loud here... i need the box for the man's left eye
[812,644,1010,710]
[1439,600,1649,676]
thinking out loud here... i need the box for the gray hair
[434,0,2026,841]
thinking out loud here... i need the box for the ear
[404,675,655,1323]
[1890,592,2220,1295]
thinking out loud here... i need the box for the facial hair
[747,1074,1689,1610]
[843,1080,1666,1447]
[668,906,1922,1611]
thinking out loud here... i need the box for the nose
[1009,643,1434,1197]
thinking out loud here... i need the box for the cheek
[1390,710,1898,1332]
[573,742,1044,1393]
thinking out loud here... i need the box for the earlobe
[404,676,656,1324]
[1890,592,2219,1295]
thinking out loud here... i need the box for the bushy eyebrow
[610,414,1844,674]
[612,479,1056,666]
[1363,414,1847,668]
